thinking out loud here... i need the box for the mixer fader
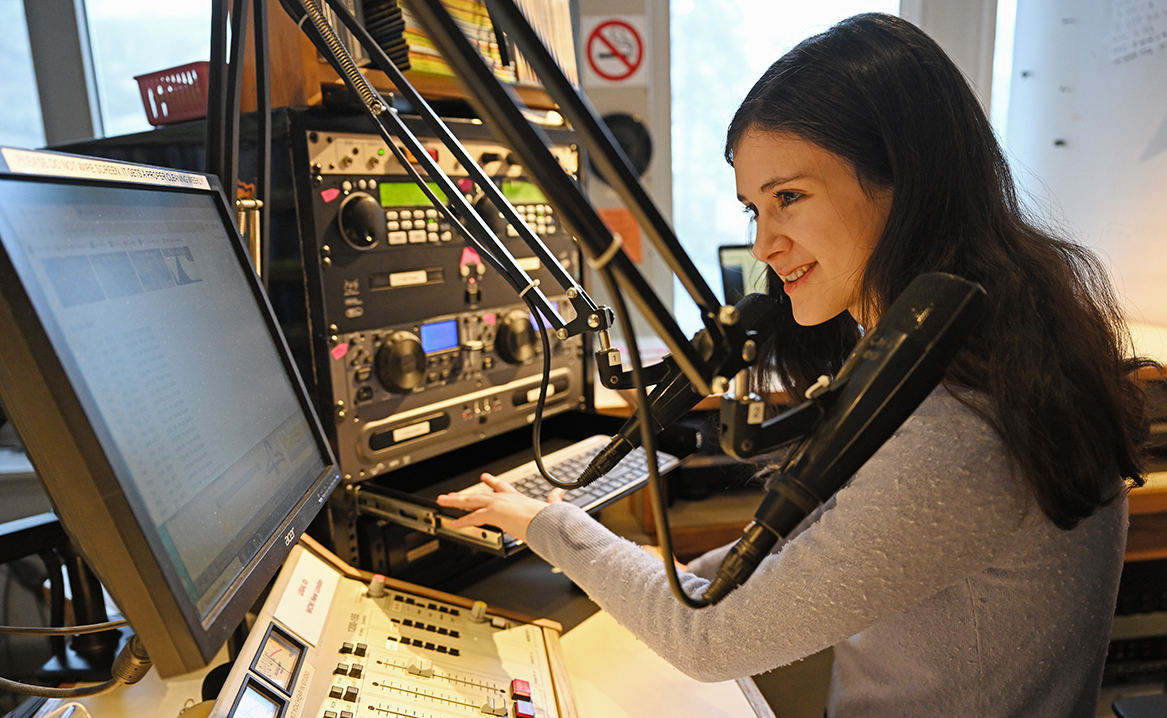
[211,539,575,718]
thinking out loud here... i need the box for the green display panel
[500,181,547,204]
[379,182,447,207]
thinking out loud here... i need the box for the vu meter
[253,625,303,692]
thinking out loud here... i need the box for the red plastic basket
[133,61,211,127]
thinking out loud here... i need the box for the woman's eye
[741,204,757,218]
[776,191,802,207]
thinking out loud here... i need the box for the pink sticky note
[321,188,341,203]
[331,343,350,360]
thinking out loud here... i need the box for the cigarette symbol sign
[586,19,644,82]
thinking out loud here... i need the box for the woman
[438,13,1151,716]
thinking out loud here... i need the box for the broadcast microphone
[577,292,784,486]
[703,273,986,605]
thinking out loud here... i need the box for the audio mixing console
[210,538,575,718]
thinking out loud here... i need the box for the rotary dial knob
[338,192,386,250]
[495,310,536,364]
[375,331,426,393]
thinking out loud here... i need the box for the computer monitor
[0,148,340,678]
[718,244,770,305]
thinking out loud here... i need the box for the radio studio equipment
[212,539,576,718]
[290,121,589,483]
[0,148,581,715]
[576,292,783,487]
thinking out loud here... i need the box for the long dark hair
[726,13,1153,529]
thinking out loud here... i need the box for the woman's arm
[446,390,1029,681]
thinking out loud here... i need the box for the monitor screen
[0,149,339,677]
[718,244,770,305]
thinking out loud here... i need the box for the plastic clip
[519,278,541,298]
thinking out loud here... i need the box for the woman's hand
[437,474,564,542]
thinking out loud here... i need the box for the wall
[1007,0,1167,332]
[575,0,674,350]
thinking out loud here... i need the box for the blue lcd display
[420,320,459,353]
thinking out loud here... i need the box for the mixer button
[514,699,535,718]
[355,643,368,657]
[449,630,460,639]
[329,686,343,699]
[343,686,360,702]
[349,663,363,678]
[339,713,353,718]
[334,663,348,675]
[323,712,338,718]
[511,679,531,700]
[449,648,460,656]
[340,642,354,654]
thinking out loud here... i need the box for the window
[0,0,44,149]
[669,0,899,336]
[85,0,211,137]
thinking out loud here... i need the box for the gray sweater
[526,388,1127,717]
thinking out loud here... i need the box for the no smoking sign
[582,15,647,86]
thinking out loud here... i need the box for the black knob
[338,192,386,250]
[495,310,536,364]
[375,332,426,392]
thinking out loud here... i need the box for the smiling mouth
[781,264,813,283]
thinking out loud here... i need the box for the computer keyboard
[457,435,680,513]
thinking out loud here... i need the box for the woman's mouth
[781,263,814,289]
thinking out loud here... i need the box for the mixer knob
[375,332,426,393]
[495,311,536,364]
[469,600,488,623]
[338,192,386,250]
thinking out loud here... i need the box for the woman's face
[736,129,891,326]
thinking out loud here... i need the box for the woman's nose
[751,217,784,262]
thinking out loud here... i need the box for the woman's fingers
[481,473,519,493]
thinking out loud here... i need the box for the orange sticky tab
[596,207,642,263]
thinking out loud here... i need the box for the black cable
[0,619,129,637]
[0,674,120,699]
[0,634,151,698]
[526,299,584,490]
[596,267,707,609]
